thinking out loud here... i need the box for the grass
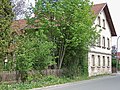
[0,74,111,90]
[0,75,89,90]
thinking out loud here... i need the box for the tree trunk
[58,44,66,69]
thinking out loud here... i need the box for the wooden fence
[0,71,16,82]
[0,69,63,82]
[42,69,63,76]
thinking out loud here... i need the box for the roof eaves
[104,4,117,36]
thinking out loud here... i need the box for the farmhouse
[88,3,117,76]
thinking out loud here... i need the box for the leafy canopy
[27,0,98,77]
[0,0,14,70]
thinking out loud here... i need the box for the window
[103,19,105,29]
[92,55,95,66]
[35,0,38,3]
[107,57,110,66]
[98,16,101,26]
[98,55,100,66]
[107,38,110,49]
[102,37,105,48]
[103,56,105,66]
[97,35,101,47]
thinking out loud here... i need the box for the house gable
[92,3,117,36]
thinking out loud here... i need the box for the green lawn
[0,75,89,90]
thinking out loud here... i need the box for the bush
[112,59,117,67]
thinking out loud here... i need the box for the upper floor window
[98,16,101,26]
[92,55,95,66]
[107,38,110,50]
[102,37,105,48]
[97,35,101,47]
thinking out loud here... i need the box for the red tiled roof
[11,19,27,29]
[11,19,27,35]
[92,3,117,36]
[92,3,106,15]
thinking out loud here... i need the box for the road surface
[32,74,120,90]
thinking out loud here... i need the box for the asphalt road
[32,74,120,90]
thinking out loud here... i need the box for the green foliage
[118,64,120,71]
[64,44,89,77]
[112,58,117,67]
[15,27,55,82]
[28,72,43,82]
[0,75,89,90]
[32,0,98,77]
[0,0,14,71]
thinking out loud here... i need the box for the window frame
[103,56,105,67]
[102,37,105,48]
[97,35,101,47]
[98,16,101,27]
[98,55,101,67]
[107,57,110,67]
[107,38,110,50]
[92,55,95,66]
[103,19,105,29]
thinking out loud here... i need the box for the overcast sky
[90,0,120,51]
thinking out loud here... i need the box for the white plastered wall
[88,10,112,76]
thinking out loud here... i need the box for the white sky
[90,0,120,52]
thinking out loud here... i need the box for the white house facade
[88,3,117,76]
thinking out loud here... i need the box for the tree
[0,0,14,70]
[28,0,98,77]
[0,0,55,82]
[14,23,55,82]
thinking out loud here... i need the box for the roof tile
[92,3,106,15]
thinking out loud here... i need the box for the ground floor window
[92,55,95,66]
[98,55,100,66]
[107,57,110,66]
[103,56,105,66]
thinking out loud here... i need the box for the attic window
[98,16,101,27]
[103,19,105,29]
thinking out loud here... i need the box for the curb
[30,74,117,90]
